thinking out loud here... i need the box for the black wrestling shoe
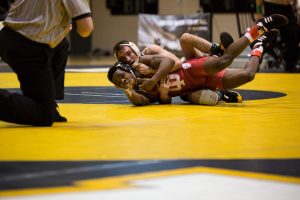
[180,93,189,102]
[54,104,67,122]
[256,14,288,32]
[250,29,279,49]
[220,32,234,50]
[219,90,243,103]
[210,32,234,57]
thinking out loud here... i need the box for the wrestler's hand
[158,77,171,104]
[132,62,155,75]
[124,79,135,97]
[140,78,157,91]
[158,77,170,95]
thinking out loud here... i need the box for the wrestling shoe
[256,14,288,32]
[220,32,234,50]
[250,29,279,49]
[210,32,234,57]
[218,90,243,103]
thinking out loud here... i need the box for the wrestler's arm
[132,62,156,75]
[125,86,170,105]
[124,85,151,106]
[143,45,182,72]
[139,55,175,91]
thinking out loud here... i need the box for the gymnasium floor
[0,56,300,200]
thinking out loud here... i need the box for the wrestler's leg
[222,29,279,89]
[222,56,260,89]
[179,32,234,59]
[203,37,250,75]
[202,14,288,75]
[180,33,211,59]
[180,89,219,106]
[180,89,243,105]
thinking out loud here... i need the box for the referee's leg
[0,27,56,126]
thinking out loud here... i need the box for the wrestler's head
[113,40,141,65]
[107,62,138,89]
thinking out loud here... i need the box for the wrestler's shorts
[185,56,226,90]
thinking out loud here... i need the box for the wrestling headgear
[113,40,141,58]
[107,62,140,89]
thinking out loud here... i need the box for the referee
[0,0,93,126]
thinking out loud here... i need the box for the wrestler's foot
[256,14,288,32]
[220,32,234,49]
[210,32,234,57]
[250,29,279,49]
[218,90,243,103]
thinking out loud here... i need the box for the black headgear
[107,62,140,89]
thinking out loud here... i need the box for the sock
[210,43,221,56]
[251,46,264,60]
[244,25,265,42]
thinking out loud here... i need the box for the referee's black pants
[0,27,69,126]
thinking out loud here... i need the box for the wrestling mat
[0,68,300,200]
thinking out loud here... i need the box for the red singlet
[166,56,225,97]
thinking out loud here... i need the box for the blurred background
[1,0,300,70]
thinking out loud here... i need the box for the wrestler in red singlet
[139,56,225,100]
[165,56,225,97]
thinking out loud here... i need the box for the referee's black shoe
[54,104,67,122]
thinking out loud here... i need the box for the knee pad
[198,89,219,106]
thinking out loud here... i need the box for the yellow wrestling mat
[0,72,299,160]
[0,71,300,200]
